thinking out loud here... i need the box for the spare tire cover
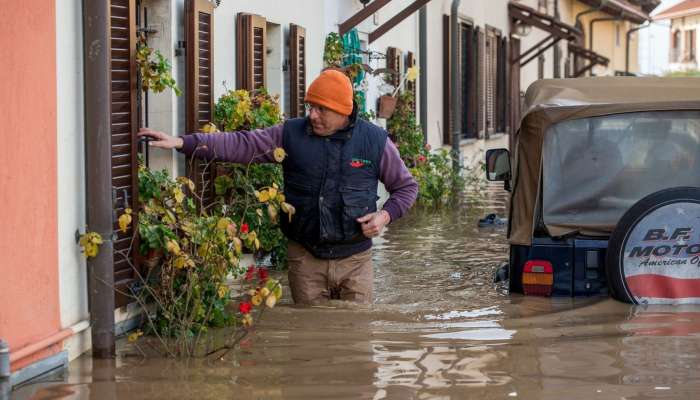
[607,187,700,304]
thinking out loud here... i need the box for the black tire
[606,187,700,304]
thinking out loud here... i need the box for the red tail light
[523,260,553,296]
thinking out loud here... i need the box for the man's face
[306,103,349,136]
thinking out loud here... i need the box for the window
[405,51,416,114]
[443,16,479,143]
[542,111,700,235]
[236,13,267,91]
[615,24,620,47]
[110,0,140,306]
[460,22,477,140]
[187,0,216,208]
[685,29,696,61]
[485,26,501,136]
[265,22,283,100]
[289,24,306,118]
[671,30,681,62]
[386,46,402,89]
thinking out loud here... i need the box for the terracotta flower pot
[377,95,397,119]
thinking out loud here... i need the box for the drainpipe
[553,0,561,78]
[626,21,650,75]
[574,1,606,50]
[575,1,607,30]
[419,5,428,143]
[589,16,622,51]
[1,339,9,398]
[83,0,116,358]
[450,0,461,173]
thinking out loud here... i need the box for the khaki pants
[287,240,373,304]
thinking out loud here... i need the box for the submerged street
[14,185,700,399]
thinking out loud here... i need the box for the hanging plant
[323,32,344,68]
[136,35,182,96]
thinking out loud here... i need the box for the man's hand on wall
[357,210,391,238]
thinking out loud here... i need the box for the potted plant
[377,66,418,119]
[378,94,398,119]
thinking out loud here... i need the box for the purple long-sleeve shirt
[178,124,418,223]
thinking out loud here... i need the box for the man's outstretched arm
[138,125,284,164]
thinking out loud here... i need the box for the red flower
[238,301,252,314]
[257,267,269,282]
[417,155,427,164]
[245,265,255,281]
[241,223,249,234]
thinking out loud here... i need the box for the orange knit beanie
[304,69,354,116]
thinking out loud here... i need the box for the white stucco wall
[638,20,671,75]
[56,0,88,328]
[56,0,89,338]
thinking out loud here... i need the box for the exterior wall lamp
[513,21,532,37]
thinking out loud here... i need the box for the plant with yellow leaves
[211,87,290,268]
[78,231,103,258]
[113,160,291,357]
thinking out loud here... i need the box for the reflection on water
[14,184,700,399]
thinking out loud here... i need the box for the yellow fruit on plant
[265,294,277,308]
[273,147,286,162]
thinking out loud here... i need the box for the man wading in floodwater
[139,69,418,304]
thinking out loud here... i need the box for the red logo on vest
[350,157,371,168]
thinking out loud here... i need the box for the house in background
[654,0,700,72]
[516,0,658,91]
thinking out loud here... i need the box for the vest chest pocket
[340,187,374,242]
[284,181,318,241]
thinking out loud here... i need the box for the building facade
[0,0,661,389]
[655,0,700,72]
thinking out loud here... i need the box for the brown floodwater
[14,184,700,399]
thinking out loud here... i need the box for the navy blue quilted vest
[280,116,387,259]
